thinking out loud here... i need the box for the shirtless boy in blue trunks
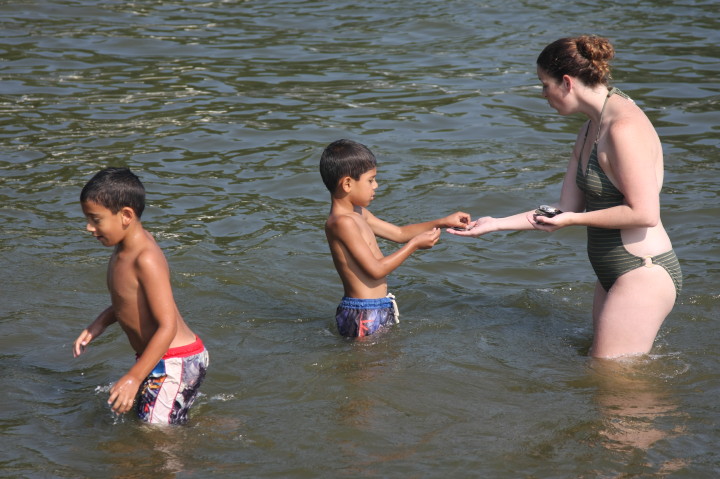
[320,139,471,337]
[73,167,208,425]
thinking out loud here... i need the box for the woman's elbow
[636,209,660,227]
[644,216,660,228]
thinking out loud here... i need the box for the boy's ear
[120,206,136,226]
[339,176,353,193]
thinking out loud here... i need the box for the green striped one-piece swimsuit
[575,88,682,294]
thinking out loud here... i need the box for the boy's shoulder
[326,207,368,237]
[326,205,368,225]
[117,228,167,269]
[325,211,353,232]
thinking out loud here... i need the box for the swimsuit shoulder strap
[595,87,633,144]
[610,87,632,101]
[595,88,616,144]
[577,120,592,176]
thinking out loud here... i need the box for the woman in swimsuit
[449,35,681,358]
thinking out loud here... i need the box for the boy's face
[348,168,378,207]
[81,200,128,247]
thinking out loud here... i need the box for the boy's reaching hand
[441,211,472,229]
[411,228,442,250]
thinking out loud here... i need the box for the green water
[1,0,719,477]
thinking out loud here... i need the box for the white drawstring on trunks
[386,293,400,323]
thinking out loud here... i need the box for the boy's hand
[73,329,94,357]
[443,211,472,229]
[108,374,141,415]
[73,307,115,357]
[413,228,441,250]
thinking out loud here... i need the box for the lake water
[1,0,719,477]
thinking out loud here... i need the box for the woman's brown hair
[537,35,615,87]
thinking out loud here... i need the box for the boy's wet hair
[319,139,377,193]
[80,167,146,218]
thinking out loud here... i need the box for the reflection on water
[591,359,683,449]
[333,347,392,429]
[98,425,189,478]
[329,339,449,474]
[589,358,690,474]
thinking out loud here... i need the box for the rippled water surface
[2,0,719,477]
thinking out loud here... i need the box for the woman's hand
[446,217,496,237]
[529,211,570,232]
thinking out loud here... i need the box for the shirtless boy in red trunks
[73,167,208,425]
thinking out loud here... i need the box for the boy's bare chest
[357,221,383,256]
[107,254,140,303]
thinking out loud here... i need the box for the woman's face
[537,66,570,115]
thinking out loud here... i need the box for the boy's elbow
[156,317,178,336]
[363,262,390,281]
[367,269,387,281]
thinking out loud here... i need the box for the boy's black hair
[319,139,377,193]
[80,167,145,218]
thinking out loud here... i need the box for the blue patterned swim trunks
[335,294,399,338]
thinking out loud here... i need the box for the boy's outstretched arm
[73,306,117,357]
[331,215,440,281]
[107,250,178,415]
[368,210,470,243]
